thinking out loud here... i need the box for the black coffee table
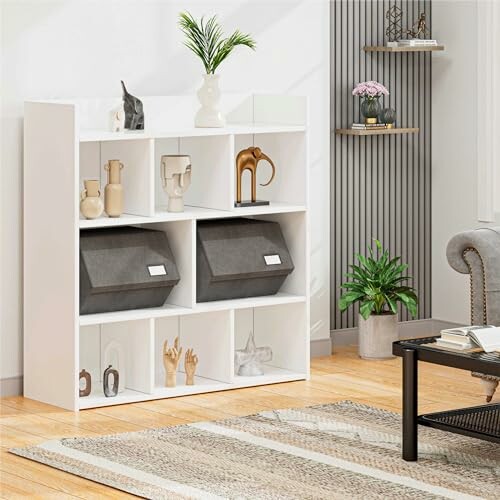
[393,336,500,461]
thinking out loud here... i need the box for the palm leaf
[179,12,255,74]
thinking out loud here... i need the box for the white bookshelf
[24,94,310,411]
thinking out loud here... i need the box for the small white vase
[195,74,225,128]
[358,313,398,360]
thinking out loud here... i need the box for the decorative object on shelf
[103,365,119,397]
[235,147,276,207]
[178,12,256,128]
[109,105,125,132]
[184,348,199,386]
[121,80,144,130]
[339,239,417,359]
[80,226,180,314]
[197,218,294,302]
[80,180,104,220]
[102,339,126,393]
[385,5,403,46]
[378,108,396,129]
[407,12,430,39]
[104,159,124,218]
[234,331,272,376]
[160,155,192,213]
[352,81,389,124]
[163,336,183,388]
[79,369,91,397]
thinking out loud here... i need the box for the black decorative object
[79,369,91,397]
[121,80,144,130]
[197,218,294,302]
[103,365,119,397]
[80,226,180,315]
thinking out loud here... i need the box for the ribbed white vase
[195,74,225,128]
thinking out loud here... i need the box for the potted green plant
[339,240,418,359]
[178,12,256,128]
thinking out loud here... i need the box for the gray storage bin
[197,218,294,302]
[80,226,180,314]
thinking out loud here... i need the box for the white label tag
[264,254,282,265]
[148,265,167,276]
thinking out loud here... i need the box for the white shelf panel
[79,369,305,409]
[79,123,306,143]
[79,203,307,228]
[233,365,307,387]
[79,304,192,326]
[194,293,306,313]
[79,293,306,326]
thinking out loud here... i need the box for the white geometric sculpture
[234,331,272,376]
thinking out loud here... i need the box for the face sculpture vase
[121,80,144,130]
[160,155,192,212]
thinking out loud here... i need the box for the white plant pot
[195,74,225,128]
[358,313,398,360]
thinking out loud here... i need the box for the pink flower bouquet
[352,81,389,99]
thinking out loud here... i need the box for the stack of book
[351,123,388,130]
[397,39,438,47]
[435,325,500,352]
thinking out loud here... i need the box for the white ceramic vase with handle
[195,74,225,128]
[358,313,398,359]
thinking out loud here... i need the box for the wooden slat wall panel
[331,0,432,329]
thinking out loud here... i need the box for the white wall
[432,0,497,323]
[0,0,330,381]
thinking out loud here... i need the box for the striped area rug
[11,401,500,499]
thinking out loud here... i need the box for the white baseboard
[0,376,23,397]
[331,318,461,347]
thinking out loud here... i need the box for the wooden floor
[0,345,495,499]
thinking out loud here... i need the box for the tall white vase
[358,313,398,360]
[195,74,225,128]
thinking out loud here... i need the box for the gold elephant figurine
[235,147,276,205]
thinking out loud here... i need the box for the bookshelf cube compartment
[79,319,154,405]
[233,132,307,206]
[79,139,154,219]
[155,135,233,212]
[154,311,233,389]
[233,302,308,381]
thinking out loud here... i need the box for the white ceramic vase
[358,313,398,359]
[195,74,225,128]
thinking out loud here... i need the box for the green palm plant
[339,239,418,320]
[178,12,256,74]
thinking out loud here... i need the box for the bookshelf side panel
[24,102,78,410]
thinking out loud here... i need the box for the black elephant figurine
[121,80,144,130]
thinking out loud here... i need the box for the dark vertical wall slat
[331,0,432,329]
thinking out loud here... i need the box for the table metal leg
[402,348,418,461]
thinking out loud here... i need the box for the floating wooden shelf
[335,127,419,136]
[363,45,444,53]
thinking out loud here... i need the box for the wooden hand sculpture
[163,337,182,387]
[185,348,199,386]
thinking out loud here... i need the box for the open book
[440,325,500,353]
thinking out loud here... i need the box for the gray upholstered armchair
[447,227,500,401]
